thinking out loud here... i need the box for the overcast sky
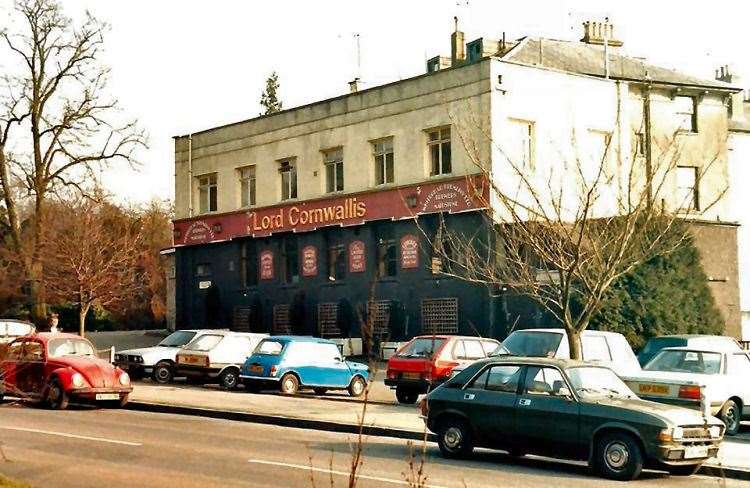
[3,1,750,312]
[31,0,748,204]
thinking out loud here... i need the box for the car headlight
[72,372,85,388]
[119,372,130,386]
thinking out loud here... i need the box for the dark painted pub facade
[172,175,543,342]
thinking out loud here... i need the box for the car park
[0,333,132,409]
[423,356,724,480]
[624,347,750,435]
[115,329,219,383]
[240,336,369,397]
[385,335,501,404]
[175,331,266,389]
[637,335,742,367]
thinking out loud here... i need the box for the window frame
[509,119,535,170]
[372,137,395,186]
[197,173,218,213]
[279,159,298,201]
[675,95,698,133]
[676,165,700,211]
[238,165,257,208]
[426,127,452,177]
[522,365,571,397]
[323,147,344,193]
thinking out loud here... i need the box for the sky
[3,0,750,313]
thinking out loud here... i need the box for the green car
[423,357,724,481]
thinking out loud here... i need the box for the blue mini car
[240,336,369,397]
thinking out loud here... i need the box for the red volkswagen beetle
[0,333,132,409]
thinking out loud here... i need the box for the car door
[460,364,522,448]
[726,352,750,416]
[514,365,581,456]
[1,340,23,394]
[319,343,351,387]
[16,340,45,396]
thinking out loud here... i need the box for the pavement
[1,405,747,488]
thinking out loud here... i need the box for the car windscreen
[255,340,284,355]
[183,334,223,351]
[640,337,684,355]
[501,331,563,357]
[48,338,96,358]
[644,350,722,374]
[159,331,197,347]
[398,337,446,358]
[566,366,636,398]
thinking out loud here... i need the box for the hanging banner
[348,240,366,273]
[259,250,274,280]
[400,234,419,269]
[301,245,318,277]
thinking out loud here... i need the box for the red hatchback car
[385,335,501,404]
[0,333,132,409]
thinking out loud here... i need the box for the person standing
[47,313,60,333]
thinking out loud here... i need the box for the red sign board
[348,241,366,273]
[173,175,488,247]
[259,250,274,280]
[301,245,318,277]
[400,234,419,269]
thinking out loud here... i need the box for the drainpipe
[188,134,193,217]
[643,83,654,206]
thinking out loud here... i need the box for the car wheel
[395,387,418,404]
[720,400,741,436]
[152,362,174,384]
[667,464,701,476]
[46,378,69,410]
[313,388,327,396]
[594,432,643,481]
[280,373,299,395]
[347,376,366,398]
[437,418,474,459]
[219,369,240,390]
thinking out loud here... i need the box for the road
[0,404,741,488]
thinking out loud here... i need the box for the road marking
[0,426,142,446]
[248,459,447,488]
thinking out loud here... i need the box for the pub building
[169,25,743,340]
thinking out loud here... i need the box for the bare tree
[0,0,146,324]
[44,197,143,336]
[425,106,725,359]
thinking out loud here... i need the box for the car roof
[652,334,730,340]
[479,355,594,369]
[22,332,89,343]
[511,328,621,338]
[0,319,35,325]
[659,346,729,354]
[265,335,336,344]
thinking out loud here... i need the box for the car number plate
[684,446,708,459]
[402,372,421,380]
[250,365,263,374]
[638,383,669,395]
[179,355,204,365]
[95,393,120,401]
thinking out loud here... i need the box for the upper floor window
[428,127,452,176]
[634,132,646,157]
[279,159,297,200]
[324,148,344,193]
[676,166,700,211]
[197,173,217,213]
[675,96,698,133]
[509,119,535,170]
[238,166,256,207]
[373,138,394,185]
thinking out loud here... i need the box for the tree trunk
[567,328,583,360]
[29,258,46,325]
[79,304,90,337]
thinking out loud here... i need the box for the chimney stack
[451,16,465,67]
[715,65,747,119]
[581,18,623,47]
[348,77,361,93]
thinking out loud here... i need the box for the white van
[451,328,641,378]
